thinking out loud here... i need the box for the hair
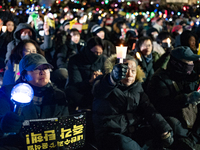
[87,36,104,50]
[156,31,171,44]
[135,36,153,52]
[156,18,163,23]
[70,28,80,35]
[180,30,198,49]
[10,39,44,64]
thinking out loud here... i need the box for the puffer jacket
[92,55,172,138]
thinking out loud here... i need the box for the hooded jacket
[5,23,52,63]
[92,55,172,140]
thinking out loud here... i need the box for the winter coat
[0,82,69,149]
[5,23,52,63]
[56,40,85,69]
[102,39,116,58]
[92,55,172,140]
[66,46,106,110]
[147,67,199,127]
[3,60,20,86]
[130,51,154,91]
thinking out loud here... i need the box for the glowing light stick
[116,45,127,63]
[11,83,34,116]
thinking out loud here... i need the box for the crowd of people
[1,2,200,150]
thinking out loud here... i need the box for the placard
[21,112,86,150]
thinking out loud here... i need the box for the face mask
[170,58,194,75]
[162,43,169,48]
[21,34,30,40]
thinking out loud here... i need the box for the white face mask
[21,34,30,40]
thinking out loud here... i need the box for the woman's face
[189,36,196,50]
[22,43,37,56]
[6,21,14,32]
[26,64,50,87]
[140,39,153,56]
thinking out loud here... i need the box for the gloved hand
[110,63,128,83]
[187,91,200,105]
[161,131,174,148]
[0,112,24,133]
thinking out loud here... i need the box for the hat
[62,20,70,28]
[19,53,53,74]
[146,27,158,37]
[91,24,103,34]
[87,36,104,50]
[171,25,182,33]
[126,29,137,38]
[170,46,200,61]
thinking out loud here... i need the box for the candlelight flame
[120,44,123,47]
[136,52,142,61]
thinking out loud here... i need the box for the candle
[167,38,171,48]
[116,45,127,63]
[2,26,7,33]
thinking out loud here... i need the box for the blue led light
[11,83,34,104]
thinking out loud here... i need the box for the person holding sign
[0,53,69,149]
[92,54,174,150]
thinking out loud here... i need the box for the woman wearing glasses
[0,53,69,149]
[3,39,44,86]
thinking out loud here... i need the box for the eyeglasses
[32,68,51,74]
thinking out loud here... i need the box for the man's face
[70,32,80,44]
[26,64,50,87]
[140,39,153,56]
[97,31,105,40]
[121,60,137,87]
[20,29,32,37]
[90,45,103,56]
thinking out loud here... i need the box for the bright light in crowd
[54,13,57,18]
[11,83,34,104]
[138,1,141,4]
[150,1,153,4]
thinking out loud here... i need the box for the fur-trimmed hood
[104,54,146,83]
